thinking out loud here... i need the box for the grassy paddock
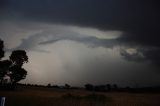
[0,86,160,106]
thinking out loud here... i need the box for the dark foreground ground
[0,86,160,106]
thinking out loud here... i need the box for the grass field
[0,86,160,106]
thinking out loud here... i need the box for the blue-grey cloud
[13,30,119,50]
[1,0,160,47]
[120,47,160,67]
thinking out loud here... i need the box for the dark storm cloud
[120,48,146,62]
[141,48,160,66]
[40,39,160,67]
[13,30,119,51]
[2,0,160,47]
[1,0,160,66]
[39,36,118,48]
[120,47,160,67]
[0,0,6,6]
[10,28,160,67]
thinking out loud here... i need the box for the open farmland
[0,86,160,106]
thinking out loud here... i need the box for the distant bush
[64,84,71,89]
[47,83,51,88]
[85,84,94,91]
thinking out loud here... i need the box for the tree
[64,84,71,89]
[0,39,28,88]
[0,60,12,83]
[106,84,111,91]
[113,84,118,90]
[10,50,28,67]
[0,40,4,59]
[9,50,28,84]
[47,83,51,88]
[9,65,27,83]
[85,84,94,91]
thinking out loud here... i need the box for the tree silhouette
[9,65,27,83]
[0,39,28,88]
[47,83,51,88]
[64,84,71,89]
[113,84,118,90]
[106,84,111,91]
[0,40,4,59]
[85,84,94,91]
[0,60,12,83]
[10,50,28,67]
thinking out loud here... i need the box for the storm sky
[0,0,160,87]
